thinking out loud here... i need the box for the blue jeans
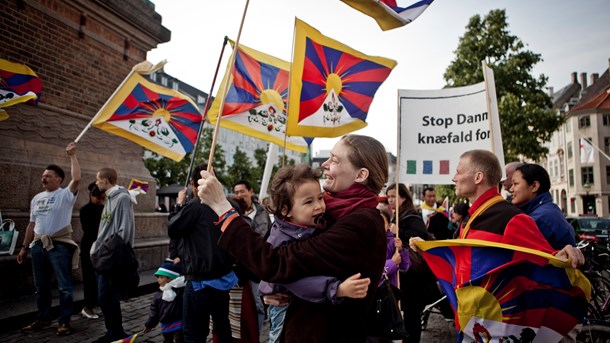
[251,281,265,331]
[97,272,126,339]
[183,281,231,343]
[31,242,73,324]
[267,305,287,343]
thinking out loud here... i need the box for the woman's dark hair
[515,163,551,194]
[378,208,391,225]
[267,164,322,219]
[386,183,415,214]
[453,202,470,218]
[87,182,103,197]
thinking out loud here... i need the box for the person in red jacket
[197,134,389,342]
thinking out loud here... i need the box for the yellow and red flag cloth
[287,19,396,138]
[0,58,42,108]
[340,0,434,31]
[208,40,310,153]
[111,333,138,343]
[414,239,590,342]
[128,178,149,194]
[92,64,203,162]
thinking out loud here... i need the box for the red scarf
[324,183,379,220]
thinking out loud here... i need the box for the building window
[607,166,610,185]
[571,198,575,214]
[579,115,591,128]
[172,81,179,90]
[161,76,168,86]
[605,137,610,154]
[566,120,571,132]
[553,160,558,178]
[567,142,573,159]
[582,166,594,185]
[150,73,157,82]
[569,169,574,187]
[197,95,206,104]
[604,114,610,126]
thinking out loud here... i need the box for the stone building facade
[0,0,172,299]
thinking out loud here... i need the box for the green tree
[143,127,226,187]
[225,147,257,193]
[443,9,563,161]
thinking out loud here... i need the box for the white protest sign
[397,65,504,185]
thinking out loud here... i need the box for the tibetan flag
[128,178,149,194]
[92,62,203,162]
[111,333,138,343]
[340,0,434,31]
[287,19,396,138]
[208,40,310,153]
[414,239,591,342]
[0,58,43,108]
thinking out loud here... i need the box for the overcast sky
[148,0,610,156]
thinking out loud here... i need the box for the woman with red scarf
[197,135,388,342]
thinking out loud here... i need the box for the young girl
[379,209,410,288]
[259,164,370,343]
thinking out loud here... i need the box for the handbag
[0,213,18,255]
[369,275,409,340]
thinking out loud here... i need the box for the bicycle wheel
[576,323,610,343]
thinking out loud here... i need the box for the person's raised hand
[66,142,77,156]
[197,170,232,215]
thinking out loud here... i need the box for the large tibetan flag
[207,40,310,153]
[414,239,590,342]
[340,0,434,31]
[287,19,396,138]
[0,58,43,108]
[91,63,203,162]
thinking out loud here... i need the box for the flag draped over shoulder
[207,40,310,153]
[92,63,203,162]
[340,0,434,31]
[287,19,396,138]
[415,239,590,342]
[580,138,595,164]
[0,58,43,108]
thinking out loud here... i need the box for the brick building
[0,0,172,299]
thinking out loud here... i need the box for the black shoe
[21,320,51,333]
[56,322,71,336]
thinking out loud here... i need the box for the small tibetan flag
[128,179,149,194]
[111,333,138,343]
[0,58,43,108]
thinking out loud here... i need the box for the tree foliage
[144,127,226,187]
[443,9,563,161]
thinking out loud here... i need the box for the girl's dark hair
[453,202,470,218]
[386,183,415,214]
[87,182,103,197]
[515,163,551,194]
[267,164,323,219]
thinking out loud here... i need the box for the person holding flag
[410,149,587,341]
[196,134,388,341]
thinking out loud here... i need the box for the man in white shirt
[17,142,81,336]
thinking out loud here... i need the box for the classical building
[0,0,171,300]
[544,61,610,217]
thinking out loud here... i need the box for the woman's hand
[197,170,233,215]
[409,237,424,251]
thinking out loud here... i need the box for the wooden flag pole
[184,36,230,188]
[481,61,496,154]
[394,89,401,294]
[206,0,250,172]
[74,60,165,143]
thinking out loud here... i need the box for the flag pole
[481,61,495,154]
[184,36,230,188]
[74,60,165,143]
[394,90,402,297]
[206,0,250,172]
[259,143,278,200]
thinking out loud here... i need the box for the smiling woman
[197,134,389,342]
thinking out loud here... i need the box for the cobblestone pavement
[0,292,456,342]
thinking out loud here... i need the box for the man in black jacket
[168,165,236,343]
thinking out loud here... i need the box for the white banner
[397,65,504,185]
